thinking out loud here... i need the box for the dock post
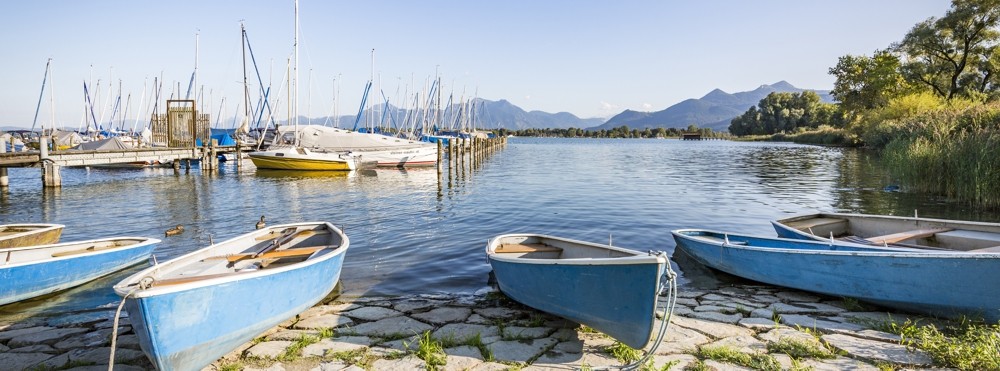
[436,139,443,172]
[39,135,60,187]
[0,137,5,188]
[236,142,242,170]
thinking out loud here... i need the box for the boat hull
[486,234,666,349]
[0,237,158,306]
[249,147,356,171]
[117,223,348,371]
[0,224,64,249]
[672,229,1000,322]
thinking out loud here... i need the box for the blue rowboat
[486,233,668,349]
[114,222,349,371]
[0,236,159,306]
[772,212,1000,252]
[671,228,1000,322]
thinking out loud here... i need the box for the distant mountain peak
[701,88,730,99]
[769,80,796,90]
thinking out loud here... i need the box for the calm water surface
[2,138,997,319]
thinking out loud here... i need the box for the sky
[1,0,954,129]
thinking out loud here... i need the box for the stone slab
[350,316,432,338]
[821,333,932,366]
[342,307,403,321]
[487,337,558,363]
[411,307,471,325]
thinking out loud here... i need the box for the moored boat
[248,146,358,171]
[486,233,668,349]
[0,236,159,306]
[0,223,64,248]
[671,228,1000,322]
[772,212,1000,251]
[114,222,349,371]
[277,125,438,167]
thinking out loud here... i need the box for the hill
[594,81,834,132]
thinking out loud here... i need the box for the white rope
[108,288,137,370]
[594,251,678,371]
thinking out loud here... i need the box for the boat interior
[784,216,1000,252]
[3,238,146,264]
[146,225,340,288]
[492,236,638,259]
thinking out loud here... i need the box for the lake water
[2,137,998,319]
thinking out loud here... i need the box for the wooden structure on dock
[150,100,211,147]
[681,132,702,140]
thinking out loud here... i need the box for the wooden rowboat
[0,236,159,306]
[672,228,1000,322]
[0,223,64,249]
[486,233,668,349]
[772,212,1000,252]
[114,222,349,371]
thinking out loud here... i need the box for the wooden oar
[202,246,327,262]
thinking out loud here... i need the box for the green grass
[328,348,380,369]
[216,362,243,371]
[766,337,835,359]
[318,327,335,338]
[894,318,1000,370]
[696,345,781,371]
[604,341,641,364]
[277,334,319,362]
[683,360,711,371]
[412,331,447,369]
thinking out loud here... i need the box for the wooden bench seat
[785,217,847,231]
[865,228,953,244]
[495,243,562,253]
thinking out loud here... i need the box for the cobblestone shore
[0,284,941,370]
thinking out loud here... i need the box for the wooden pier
[0,138,238,188]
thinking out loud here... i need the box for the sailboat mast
[293,0,299,134]
[30,58,52,133]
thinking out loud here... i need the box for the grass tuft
[277,334,319,362]
[696,345,781,371]
[766,337,835,359]
[604,341,642,364]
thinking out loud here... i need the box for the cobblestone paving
[0,284,948,370]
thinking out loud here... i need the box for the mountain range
[3,81,832,134]
[594,81,834,132]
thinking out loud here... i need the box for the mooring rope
[594,250,678,371]
[108,288,137,371]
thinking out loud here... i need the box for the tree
[829,50,914,112]
[894,0,1000,100]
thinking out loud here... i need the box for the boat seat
[495,243,563,253]
[786,217,847,231]
[936,229,1000,250]
[864,228,953,244]
[967,245,1000,253]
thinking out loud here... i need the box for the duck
[255,215,266,230]
[165,225,184,237]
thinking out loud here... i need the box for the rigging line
[30,58,52,133]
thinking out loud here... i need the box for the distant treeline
[496,125,730,139]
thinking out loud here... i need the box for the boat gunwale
[671,228,1000,258]
[113,222,348,298]
[486,233,667,266]
[0,236,160,268]
[776,212,1000,232]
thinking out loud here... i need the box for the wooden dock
[0,139,239,187]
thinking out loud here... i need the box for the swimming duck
[165,225,184,237]
[256,215,266,230]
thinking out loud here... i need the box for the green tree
[829,50,913,112]
[894,0,1000,100]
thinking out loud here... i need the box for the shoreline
[0,284,944,370]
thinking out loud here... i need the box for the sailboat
[247,12,357,172]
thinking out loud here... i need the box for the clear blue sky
[1,0,953,129]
